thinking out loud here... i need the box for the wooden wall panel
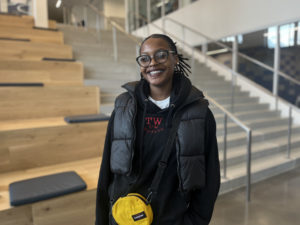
[0,86,100,120]
[0,205,33,225]
[0,121,107,173]
[0,40,73,60]
[32,190,96,225]
[0,60,83,85]
[0,15,34,28]
[0,27,64,44]
[48,20,57,29]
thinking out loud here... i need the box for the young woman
[95,34,220,225]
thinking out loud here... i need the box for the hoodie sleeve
[183,108,220,225]
[95,111,115,225]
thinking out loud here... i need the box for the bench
[0,14,57,29]
[0,39,73,60]
[0,86,100,120]
[0,115,108,224]
[0,60,83,85]
[0,157,102,225]
[0,117,107,172]
[0,14,33,28]
[0,26,64,44]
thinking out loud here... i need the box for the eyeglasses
[136,49,176,67]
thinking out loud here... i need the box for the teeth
[149,70,163,75]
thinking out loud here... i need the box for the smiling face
[139,37,178,92]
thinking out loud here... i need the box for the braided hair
[139,34,191,77]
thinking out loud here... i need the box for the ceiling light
[56,0,62,8]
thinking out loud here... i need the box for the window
[266,23,298,48]
[221,35,243,44]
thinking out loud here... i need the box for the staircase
[58,24,300,195]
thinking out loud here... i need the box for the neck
[149,83,172,100]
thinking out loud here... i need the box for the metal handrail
[163,16,297,164]
[163,17,300,86]
[135,13,300,86]
[206,95,252,202]
[88,4,140,45]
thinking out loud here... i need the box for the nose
[149,56,158,66]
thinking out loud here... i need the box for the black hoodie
[95,74,220,225]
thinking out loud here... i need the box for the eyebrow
[140,49,169,55]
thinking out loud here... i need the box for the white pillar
[232,36,238,72]
[33,0,48,28]
[0,0,8,13]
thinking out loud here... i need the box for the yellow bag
[112,193,153,225]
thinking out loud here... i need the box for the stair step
[217,125,300,148]
[214,109,280,123]
[220,150,299,194]
[219,126,300,167]
[210,102,270,114]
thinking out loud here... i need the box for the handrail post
[96,13,101,39]
[246,130,252,202]
[125,0,129,33]
[231,72,236,113]
[136,44,141,79]
[202,38,207,64]
[287,106,292,158]
[182,25,185,51]
[135,0,139,30]
[83,5,88,30]
[223,113,228,179]
[112,26,118,61]
[162,0,165,31]
[231,35,238,112]
[63,6,67,24]
[147,0,151,34]
[191,47,195,81]
[232,36,238,72]
[273,26,280,110]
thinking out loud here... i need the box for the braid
[139,34,191,77]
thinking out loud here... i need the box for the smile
[148,70,164,76]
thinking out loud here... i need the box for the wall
[134,0,300,46]
[69,0,125,29]
[104,0,125,18]
[0,0,8,12]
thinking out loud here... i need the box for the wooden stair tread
[0,117,67,132]
[0,39,73,60]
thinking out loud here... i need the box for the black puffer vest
[110,82,208,192]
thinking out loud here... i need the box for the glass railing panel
[238,56,274,92]
[278,76,300,106]
[278,21,300,106]
[239,29,274,68]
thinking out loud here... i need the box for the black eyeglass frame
[136,49,176,67]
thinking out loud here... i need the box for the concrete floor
[210,167,300,225]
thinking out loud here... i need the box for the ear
[174,55,179,65]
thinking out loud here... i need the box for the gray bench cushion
[9,171,86,206]
[64,113,110,123]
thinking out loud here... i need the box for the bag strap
[147,109,184,202]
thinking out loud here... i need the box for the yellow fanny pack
[112,193,153,225]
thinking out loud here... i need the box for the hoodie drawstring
[166,103,175,128]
